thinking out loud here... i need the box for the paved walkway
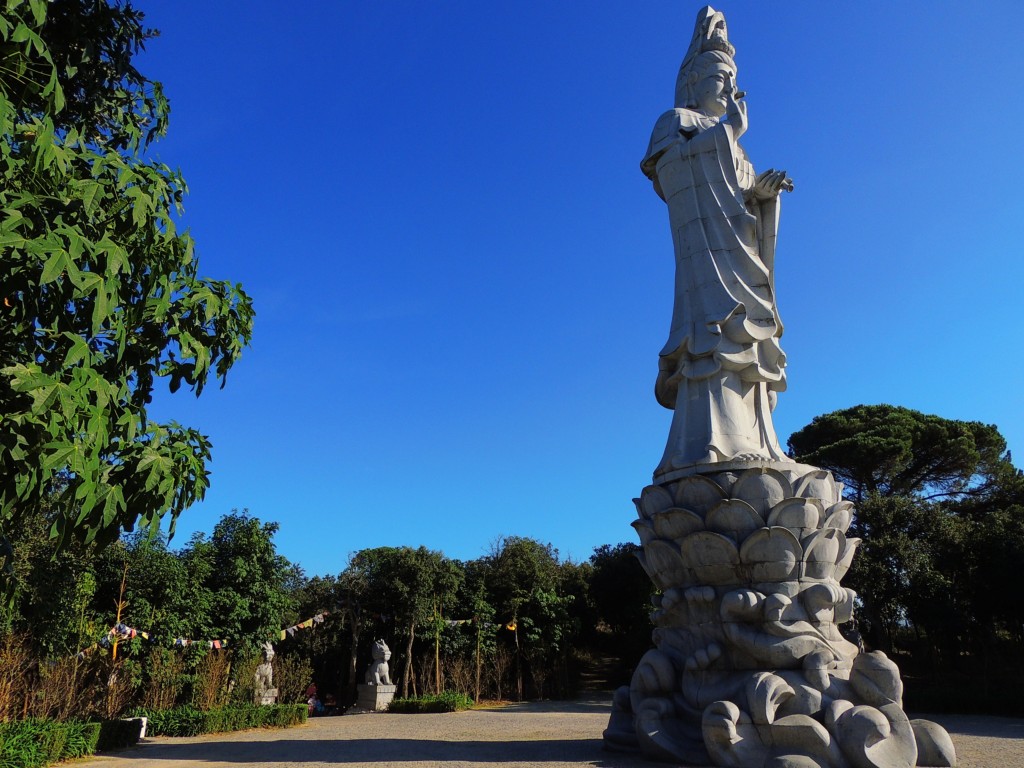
[83,696,1024,768]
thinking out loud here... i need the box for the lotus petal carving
[834,587,856,624]
[652,507,705,541]
[802,529,842,581]
[631,519,658,548]
[642,539,688,590]
[705,499,764,543]
[823,500,855,533]
[639,485,675,519]
[732,468,792,517]
[766,498,823,537]
[739,527,801,582]
[835,536,860,581]
[792,469,837,503]
[680,531,741,586]
[672,475,725,515]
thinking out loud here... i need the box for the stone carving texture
[605,7,956,768]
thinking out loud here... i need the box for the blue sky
[138,2,1024,577]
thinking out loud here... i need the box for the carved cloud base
[603,461,956,768]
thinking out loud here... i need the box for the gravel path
[82,696,1024,768]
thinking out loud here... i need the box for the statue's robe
[642,108,787,472]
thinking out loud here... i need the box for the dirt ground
[81,696,1024,768]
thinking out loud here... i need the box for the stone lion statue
[364,639,392,686]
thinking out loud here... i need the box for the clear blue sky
[138,2,1024,577]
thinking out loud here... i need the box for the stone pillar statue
[254,642,278,705]
[604,8,957,768]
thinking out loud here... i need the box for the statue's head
[677,50,737,116]
[372,639,391,661]
[674,6,737,113]
[262,641,275,662]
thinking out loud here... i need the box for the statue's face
[694,62,735,117]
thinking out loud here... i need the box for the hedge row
[386,692,474,713]
[0,706,305,767]
[131,703,307,737]
[0,719,99,768]
[0,717,142,768]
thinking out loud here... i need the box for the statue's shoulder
[642,109,715,178]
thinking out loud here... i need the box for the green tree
[181,512,295,654]
[0,491,97,654]
[0,0,254,595]
[787,404,1006,502]
[788,404,1022,669]
[346,546,462,698]
[458,559,496,702]
[482,536,565,699]
[589,542,655,677]
[285,574,352,701]
[91,532,195,644]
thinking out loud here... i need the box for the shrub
[0,634,32,721]
[0,719,105,768]
[386,691,474,714]
[131,705,204,737]
[272,654,314,705]
[131,703,306,737]
[140,648,188,711]
[227,652,260,706]
[192,651,231,711]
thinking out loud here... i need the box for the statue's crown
[675,6,735,108]
[684,6,734,66]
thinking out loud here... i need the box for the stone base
[606,462,957,767]
[257,688,278,706]
[357,683,396,712]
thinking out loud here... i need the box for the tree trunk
[434,604,441,695]
[514,621,522,701]
[474,620,481,703]
[346,609,361,703]
[400,620,416,698]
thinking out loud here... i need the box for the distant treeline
[3,404,1024,721]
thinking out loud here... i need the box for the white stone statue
[642,6,792,476]
[356,638,396,712]
[254,642,278,705]
[605,8,957,767]
[364,638,392,686]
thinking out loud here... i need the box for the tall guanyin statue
[604,8,957,767]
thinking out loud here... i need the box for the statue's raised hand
[752,169,794,200]
[723,72,748,137]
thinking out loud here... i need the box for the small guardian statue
[357,638,396,711]
[254,642,278,705]
[364,638,392,685]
